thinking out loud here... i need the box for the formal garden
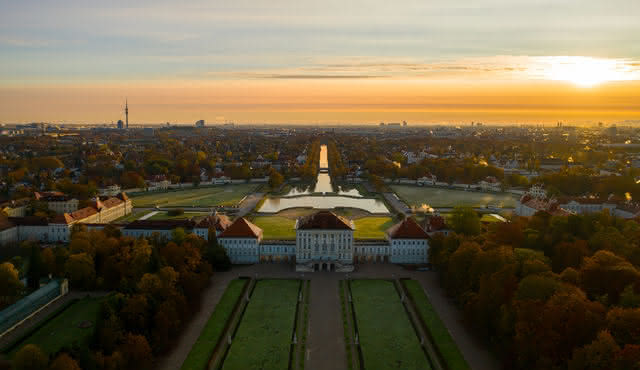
[222,279,303,370]
[349,279,431,369]
[181,279,248,370]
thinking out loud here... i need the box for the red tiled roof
[296,211,353,230]
[386,217,430,239]
[34,191,64,200]
[219,218,263,238]
[101,197,123,209]
[51,213,75,225]
[196,213,232,231]
[70,206,98,220]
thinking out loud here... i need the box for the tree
[268,170,284,189]
[49,353,81,370]
[64,253,96,289]
[0,262,24,307]
[581,250,640,303]
[449,206,481,235]
[13,344,48,370]
[606,307,640,346]
[26,245,44,290]
[120,333,153,370]
[569,331,620,370]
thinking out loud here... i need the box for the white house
[218,218,263,264]
[386,217,430,264]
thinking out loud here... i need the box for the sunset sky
[1,0,639,125]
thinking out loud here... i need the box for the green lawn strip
[8,296,107,357]
[403,280,470,370]
[350,280,430,370]
[149,211,211,221]
[390,185,517,208]
[181,279,248,370]
[353,217,394,239]
[223,279,300,370]
[112,210,152,223]
[131,185,257,208]
[296,280,311,370]
[250,216,296,240]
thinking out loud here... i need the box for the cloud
[212,56,640,83]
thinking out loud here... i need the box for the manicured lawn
[251,216,296,240]
[181,279,248,370]
[8,296,107,357]
[149,211,211,220]
[403,280,470,370]
[111,210,152,223]
[350,280,430,370]
[391,185,517,208]
[354,217,394,239]
[131,184,257,208]
[223,279,300,370]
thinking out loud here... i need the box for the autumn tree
[0,262,23,308]
[569,331,620,370]
[449,206,481,235]
[120,333,153,370]
[49,353,81,370]
[64,253,96,289]
[13,344,48,370]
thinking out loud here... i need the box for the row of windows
[393,248,425,256]
[394,240,425,246]
[298,253,352,259]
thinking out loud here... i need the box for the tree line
[429,208,640,369]
[1,225,229,370]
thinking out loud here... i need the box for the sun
[534,56,638,87]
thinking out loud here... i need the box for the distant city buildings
[195,119,205,128]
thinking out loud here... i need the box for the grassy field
[354,217,394,239]
[149,211,211,220]
[250,216,296,240]
[403,280,470,370]
[391,185,518,208]
[112,210,152,223]
[350,280,430,369]
[181,279,248,370]
[223,279,300,370]
[8,296,107,357]
[131,184,257,208]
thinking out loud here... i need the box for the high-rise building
[117,120,124,129]
[125,99,129,129]
[195,119,205,127]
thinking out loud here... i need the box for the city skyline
[1,0,639,124]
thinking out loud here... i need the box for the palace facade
[218,211,431,272]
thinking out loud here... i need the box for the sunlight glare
[533,56,640,87]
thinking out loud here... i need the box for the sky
[1,0,639,125]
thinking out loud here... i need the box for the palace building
[217,211,432,272]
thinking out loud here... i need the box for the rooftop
[296,211,353,230]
